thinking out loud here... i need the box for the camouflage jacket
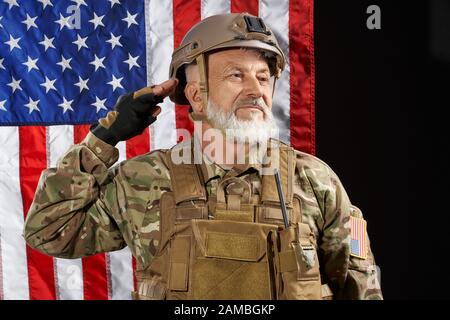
[24,132,383,300]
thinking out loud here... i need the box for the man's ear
[185,82,205,115]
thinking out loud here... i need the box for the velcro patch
[350,216,367,259]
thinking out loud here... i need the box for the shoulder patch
[350,215,367,260]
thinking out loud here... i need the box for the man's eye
[229,73,242,78]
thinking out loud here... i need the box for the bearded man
[24,13,382,300]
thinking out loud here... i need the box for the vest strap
[261,143,295,206]
[167,149,207,204]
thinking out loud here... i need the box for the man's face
[207,48,273,122]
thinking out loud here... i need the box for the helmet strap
[195,54,209,114]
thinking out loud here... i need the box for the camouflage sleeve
[296,152,383,300]
[23,132,126,259]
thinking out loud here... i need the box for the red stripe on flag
[173,0,200,137]
[289,0,316,154]
[74,125,110,300]
[19,126,57,300]
[231,0,259,16]
[126,128,151,291]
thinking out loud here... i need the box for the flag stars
[25,97,40,114]
[58,97,74,114]
[91,96,107,113]
[7,76,22,93]
[57,55,72,72]
[108,75,124,92]
[89,12,105,29]
[108,0,120,8]
[0,58,5,70]
[39,35,56,51]
[73,34,88,51]
[106,33,122,49]
[40,76,57,93]
[22,14,38,30]
[4,0,19,10]
[38,0,53,9]
[22,56,39,72]
[90,54,105,71]
[72,0,87,7]
[55,13,72,31]
[5,34,21,52]
[124,53,140,70]
[74,76,89,92]
[122,10,138,28]
[0,99,6,112]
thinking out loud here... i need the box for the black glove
[91,91,163,146]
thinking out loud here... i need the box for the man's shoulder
[114,148,171,180]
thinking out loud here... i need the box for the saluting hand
[91,78,179,146]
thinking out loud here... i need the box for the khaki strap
[196,54,209,113]
[261,143,295,206]
[168,235,191,291]
[167,149,206,204]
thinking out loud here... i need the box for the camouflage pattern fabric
[23,131,383,300]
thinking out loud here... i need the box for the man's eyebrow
[222,63,270,73]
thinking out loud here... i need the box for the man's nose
[243,74,264,98]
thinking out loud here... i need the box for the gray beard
[206,98,279,144]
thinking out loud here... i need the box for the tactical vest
[132,142,330,300]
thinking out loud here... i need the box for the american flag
[350,216,367,259]
[0,0,314,300]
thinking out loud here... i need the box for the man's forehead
[209,48,270,70]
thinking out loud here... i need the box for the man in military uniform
[23,13,382,300]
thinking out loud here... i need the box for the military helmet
[169,12,286,106]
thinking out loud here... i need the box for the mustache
[233,97,269,112]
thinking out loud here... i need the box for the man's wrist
[90,124,119,146]
[81,131,119,167]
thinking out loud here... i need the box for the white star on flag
[7,76,22,93]
[91,96,107,113]
[108,0,120,8]
[5,34,21,52]
[23,56,39,72]
[89,12,105,29]
[22,14,38,30]
[4,0,19,10]
[0,100,7,112]
[74,76,89,92]
[39,35,56,51]
[57,55,72,72]
[124,53,140,70]
[37,0,53,9]
[58,97,74,113]
[24,97,40,114]
[55,13,71,31]
[122,10,138,28]
[108,75,124,91]
[0,58,5,70]
[72,0,87,7]
[73,34,88,51]
[40,76,57,93]
[106,32,122,49]
[90,54,106,71]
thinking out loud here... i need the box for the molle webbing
[166,151,206,204]
[261,144,295,206]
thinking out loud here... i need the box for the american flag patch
[350,216,367,259]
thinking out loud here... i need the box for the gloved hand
[91,78,178,146]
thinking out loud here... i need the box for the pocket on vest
[189,219,278,300]
[273,223,322,300]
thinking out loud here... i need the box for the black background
[314,0,449,299]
